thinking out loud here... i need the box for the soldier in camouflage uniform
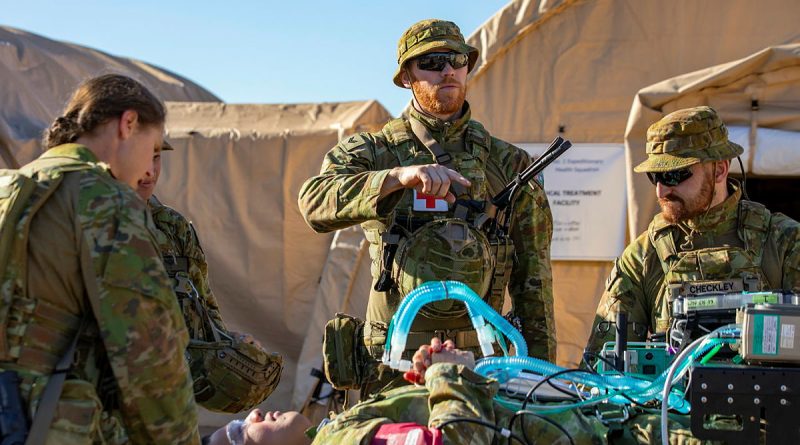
[586,106,800,354]
[581,106,800,445]
[298,19,555,397]
[135,141,283,413]
[0,75,198,443]
[138,141,227,331]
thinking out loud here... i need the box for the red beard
[658,173,715,223]
[411,79,466,116]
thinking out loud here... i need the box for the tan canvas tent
[0,26,219,169]
[294,1,800,407]
[626,44,800,238]
[159,101,392,427]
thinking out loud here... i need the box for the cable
[521,369,593,410]
[580,352,654,408]
[736,156,749,200]
[436,417,527,445]
[509,410,575,445]
[582,351,620,374]
[660,331,722,445]
[522,368,594,410]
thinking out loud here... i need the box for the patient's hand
[404,337,475,384]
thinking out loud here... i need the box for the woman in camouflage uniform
[0,74,198,444]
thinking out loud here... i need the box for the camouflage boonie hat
[634,106,744,173]
[393,19,479,88]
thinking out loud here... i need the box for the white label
[762,315,778,354]
[781,324,796,349]
[412,190,448,212]
[404,429,423,445]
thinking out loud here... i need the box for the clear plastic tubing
[383,281,528,371]
[476,336,736,413]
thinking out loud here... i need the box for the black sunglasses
[646,168,693,187]
[414,52,470,71]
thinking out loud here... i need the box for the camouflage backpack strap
[647,215,679,277]
[0,154,95,361]
[737,199,777,288]
[408,117,467,198]
[465,120,491,170]
[24,314,90,445]
[0,150,95,444]
[381,118,417,167]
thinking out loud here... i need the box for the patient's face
[242,409,311,445]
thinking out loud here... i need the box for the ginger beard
[658,164,715,223]
[410,75,466,116]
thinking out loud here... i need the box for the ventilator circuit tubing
[660,326,739,445]
[478,334,736,414]
[384,281,737,416]
[382,281,528,371]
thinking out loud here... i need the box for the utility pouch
[486,233,515,311]
[323,313,367,390]
[0,370,28,445]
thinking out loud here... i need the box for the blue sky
[5,1,509,115]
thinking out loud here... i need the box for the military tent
[0,26,219,168]
[294,0,800,409]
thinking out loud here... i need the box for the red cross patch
[413,190,448,212]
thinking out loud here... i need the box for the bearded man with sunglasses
[299,19,554,397]
[585,106,800,355]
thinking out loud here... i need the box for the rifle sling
[408,117,468,198]
[24,315,89,445]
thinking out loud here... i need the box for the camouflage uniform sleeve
[312,385,430,444]
[79,180,199,444]
[585,233,656,355]
[298,133,401,233]
[501,143,556,361]
[426,363,498,445]
[313,364,497,445]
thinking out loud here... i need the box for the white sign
[516,143,627,261]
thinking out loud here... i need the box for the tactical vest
[150,200,283,413]
[363,118,515,319]
[0,147,113,435]
[149,197,218,341]
[649,200,778,333]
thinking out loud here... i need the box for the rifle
[486,136,572,232]
[0,370,28,445]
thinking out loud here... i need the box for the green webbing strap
[408,117,468,198]
[24,316,89,445]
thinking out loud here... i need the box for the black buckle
[433,329,457,343]
[435,152,452,164]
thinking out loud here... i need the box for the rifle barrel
[491,137,572,209]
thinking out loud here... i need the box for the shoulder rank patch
[340,133,368,151]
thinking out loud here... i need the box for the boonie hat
[634,106,743,173]
[393,19,479,88]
